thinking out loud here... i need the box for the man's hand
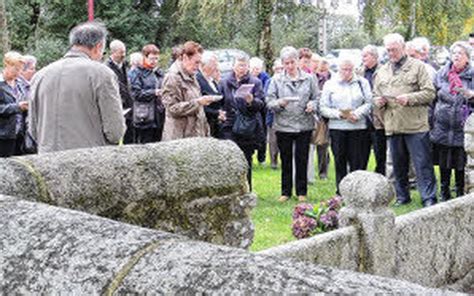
[395,95,409,106]
[278,98,289,108]
[374,97,387,107]
[305,102,315,113]
[19,101,28,112]
[218,110,226,122]
[245,93,254,104]
[197,95,214,106]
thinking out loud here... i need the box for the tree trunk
[0,0,10,56]
[257,0,274,74]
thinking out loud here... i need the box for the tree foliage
[5,0,471,69]
[361,0,474,45]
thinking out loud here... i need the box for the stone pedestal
[339,170,396,277]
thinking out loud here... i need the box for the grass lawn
[250,151,426,252]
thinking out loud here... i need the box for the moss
[177,185,245,201]
[11,158,55,205]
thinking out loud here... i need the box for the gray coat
[266,70,318,133]
[29,50,125,153]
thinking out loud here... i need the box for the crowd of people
[2,20,474,207]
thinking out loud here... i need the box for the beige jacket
[373,57,435,135]
[29,50,125,153]
[161,62,209,141]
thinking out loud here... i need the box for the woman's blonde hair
[3,51,25,68]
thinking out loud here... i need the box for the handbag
[232,111,257,138]
[133,100,155,125]
[314,118,329,145]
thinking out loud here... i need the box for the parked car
[212,49,250,76]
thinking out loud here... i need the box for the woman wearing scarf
[430,41,474,201]
[130,44,165,143]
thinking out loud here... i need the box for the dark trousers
[316,143,330,178]
[330,129,370,193]
[440,168,464,200]
[0,139,17,157]
[371,129,387,175]
[389,132,437,203]
[276,130,312,196]
[123,119,135,144]
[135,128,161,144]
[220,128,255,191]
[257,109,267,163]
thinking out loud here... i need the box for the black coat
[0,81,21,139]
[196,71,223,137]
[218,72,265,147]
[105,58,133,110]
[430,62,474,147]
[130,67,165,129]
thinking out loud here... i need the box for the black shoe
[422,199,437,208]
[393,199,411,207]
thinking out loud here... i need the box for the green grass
[250,151,425,252]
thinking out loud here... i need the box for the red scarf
[142,58,155,70]
[448,64,464,95]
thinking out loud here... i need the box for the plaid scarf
[448,64,464,95]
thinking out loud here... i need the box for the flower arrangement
[292,195,344,239]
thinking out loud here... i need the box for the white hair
[249,57,264,70]
[201,51,218,66]
[406,41,423,53]
[110,40,125,53]
[450,41,472,60]
[22,55,37,70]
[273,58,282,69]
[129,52,143,67]
[232,52,249,66]
[337,58,355,69]
[383,33,405,47]
[412,37,430,51]
[280,46,298,61]
[362,45,378,58]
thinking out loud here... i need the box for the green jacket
[373,57,435,135]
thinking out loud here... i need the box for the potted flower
[292,195,344,239]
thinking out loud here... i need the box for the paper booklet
[235,84,254,98]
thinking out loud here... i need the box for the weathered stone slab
[394,194,474,290]
[0,196,457,295]
[0,138,256,248]
[258,226,359,272]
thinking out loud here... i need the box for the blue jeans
[389,132,437,203]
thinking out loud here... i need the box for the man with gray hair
[106,39,133,144]
[406,40,437,80]
[29,21,125,153]
[373,33,437,207]
[359,44,386,176]
[196,51,224,138]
